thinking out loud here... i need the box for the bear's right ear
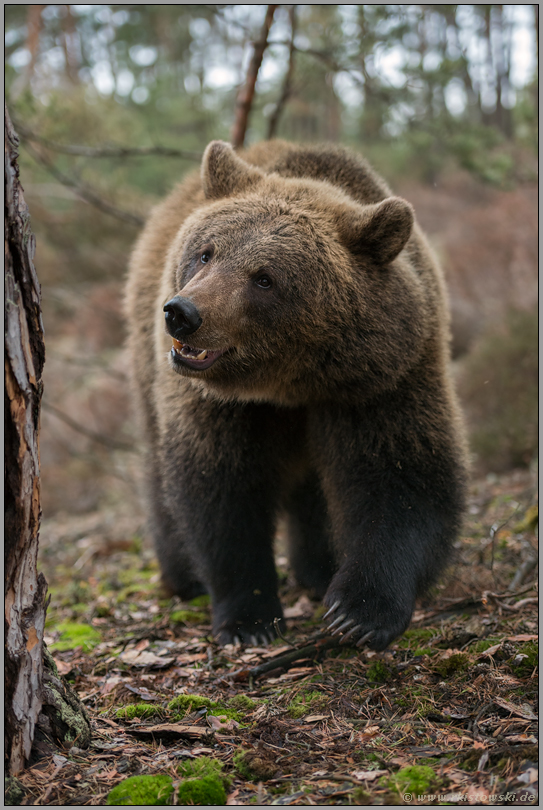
[339,196,414,266]
[201,141,265,200]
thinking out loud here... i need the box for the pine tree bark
[5,103,48,775]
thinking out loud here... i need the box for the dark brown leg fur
[283,472,336,598]
[308,376,466,651]
[155,400,305,644]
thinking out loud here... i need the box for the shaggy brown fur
[125,140,467,648]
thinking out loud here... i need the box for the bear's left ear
[340,196,414,266]
[201,141,265,200]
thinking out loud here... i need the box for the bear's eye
[255,274,273,289]
[200,250,212,264]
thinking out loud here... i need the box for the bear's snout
[164,296,202,338]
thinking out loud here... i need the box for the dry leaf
[284,595,314,618]
[118,649,175,668]
[207,715,240,732]
[53,659,73,676]
[226,788,241,806]
[303,714,328,723]
[355,725,381,743]
[351,769,388,782]
[479,643,502,657]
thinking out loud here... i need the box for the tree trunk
[4,104,48,774]
[231,4,278,149]
[9,5,46,101]
[5,106,92,779]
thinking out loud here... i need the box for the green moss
[510,641,538,676]
[432,653,469,678]
[384,765,441,796]
[227,694,256,712]
[471,637,501,653]
[513,504,538,534]
[49,621,101,652]
[287,690,327,718]
[189,594,211,607]
[106,775,173,805]
[177,758,229,806]
[413,647,434,657]
[351,787,372,805]
[178,757,228,783]
[170,609,208,624]
[177,775,226,805]
[415,700,433,718]
[5,776,25,806]
[115,703,161,720]
[233,749,277,781]
[397,628,436,649]
[168,693,215,714]
[167,694,240,722]
[367,660,394,683]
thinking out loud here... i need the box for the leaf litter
[19,468,538,805]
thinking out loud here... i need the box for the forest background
[4,5,539,805]
[5,3,538,520]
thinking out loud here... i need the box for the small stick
[230,634,363,681]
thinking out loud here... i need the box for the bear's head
[161,141,429,405]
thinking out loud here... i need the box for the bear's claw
[215,618,283,647]
[356,631,374,648]
[323,600,341,620]
[330,617,354,635]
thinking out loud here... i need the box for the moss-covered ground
[17,468,538,806]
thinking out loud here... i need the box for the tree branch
[231,4,278,149]
[42,400,136,452]
[13,120,202,161]
[21,138,145,227]
[228,633,365,682]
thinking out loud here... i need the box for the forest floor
[15,466,538,806]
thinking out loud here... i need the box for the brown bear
[125,139,467,650]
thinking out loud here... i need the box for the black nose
[164,296,202,338]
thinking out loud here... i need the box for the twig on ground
[229,634,360,682]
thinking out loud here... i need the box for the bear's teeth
[196,350,208,360]
[172,338,184,352]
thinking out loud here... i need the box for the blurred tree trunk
[5,106,91,776]
[5,104,47,774]
[231,4,278,149]
[62,4,80,84]
[267,4,297,139]
[10,5,46,100]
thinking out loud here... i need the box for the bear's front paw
[323,574,415,651]
[214,616,285,647]
[212,596,285,646]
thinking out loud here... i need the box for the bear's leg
[283,473,336,598]
[309,398,466,651]
[144,455,206,600]
[159,401,290,645]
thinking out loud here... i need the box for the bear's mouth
[171,338,227,370]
